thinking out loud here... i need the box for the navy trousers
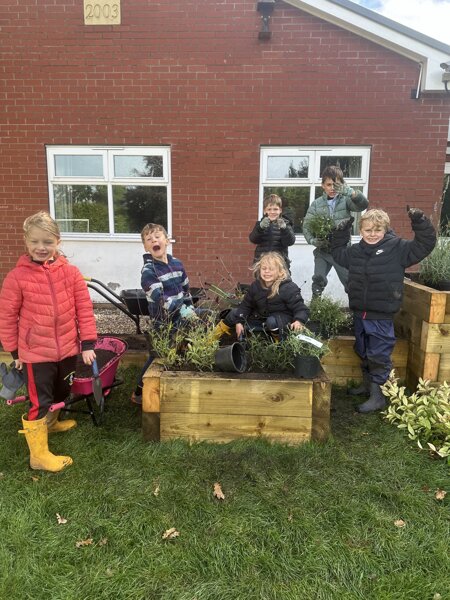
[353,316,395,385]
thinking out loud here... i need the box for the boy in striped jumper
[131,223,195,404]
[140,223,194,321]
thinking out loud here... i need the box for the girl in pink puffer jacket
[0,211,97,472]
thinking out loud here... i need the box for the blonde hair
[140,223,169,243]
[263,194,282,210]
[23,211,60,240]
[253,252,288,298]
[359,209,390,232]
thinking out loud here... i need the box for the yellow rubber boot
[19,415,73,472]
[46,409,77,433]
[213,320,232,340]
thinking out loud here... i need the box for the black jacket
[234,279,309,324]
[331,216,436,319]
[249,213,295,265]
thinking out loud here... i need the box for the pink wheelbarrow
[50,336,128,426]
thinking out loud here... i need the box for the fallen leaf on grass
[213,482,225,500]
[162,527,179,540]
[433,594,442,600]
[75,538,94,548]
[98,537,108,546]
[106,568,114,577]
[31,476,39,482]
[287,513,293,522]
[153,484,160,497]
[56,513,67,525]
[394,519,406,528]
[435,489,447,501]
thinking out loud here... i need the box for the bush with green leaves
[419,233,450,286]
[308,295,352,338]
[305,213,335,250]
[246,328,329,373]
[146,314,219,372]
[382,373,450,461]
[183,315,219,372]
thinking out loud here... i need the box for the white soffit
[283,0,450,92]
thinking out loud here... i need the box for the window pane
[114,155,164,178]
[54,155,103,177]
[264,186,310,234]
[267,156,309,179]
[54,185,109,233]
[319,156,362,178]
[113,186,167,233]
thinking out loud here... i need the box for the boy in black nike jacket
[330,207,436,413]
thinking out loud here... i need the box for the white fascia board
[283,0,450,92]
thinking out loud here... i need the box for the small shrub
[146,320,185,370]
[146,313,220,372]
[183,315,220,372]
[246,328,328,373]
[308,295,352,338]
[305,213,335,251]
[382,372,450,460]
[419,233,450,286]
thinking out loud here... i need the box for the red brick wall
[1,0,449,285]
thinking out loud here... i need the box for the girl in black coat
[214,252,309,339]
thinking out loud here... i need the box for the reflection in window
[54,155,103,177]
[53,185,109,233]
[114,155,163,178]
[113,186,167,233]
[319,156,362,178]
[267,156,309,179]
[264,187,310,234]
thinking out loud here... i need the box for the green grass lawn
[0,365,449,600]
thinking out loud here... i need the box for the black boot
[358,382,386,413]
[348,369,370,396]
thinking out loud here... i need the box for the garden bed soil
[75,349,116,378]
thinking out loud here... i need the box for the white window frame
[260,146,371,239]
[46,145,172,240]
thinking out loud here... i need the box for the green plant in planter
[419,230,450,288]
[147,314,220,372]
[182,315,220,372]
[304,213,335,252]
[146,320,185,370]
[308,295,353,338]
[246,328,329,373]
[382,372,450,461]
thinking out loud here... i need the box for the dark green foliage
[308,295,353,338]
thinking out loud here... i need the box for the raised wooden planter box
[142,361,331,445]
[322,336,408,385]
[394,278,450,388]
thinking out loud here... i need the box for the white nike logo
[375,249,384,255]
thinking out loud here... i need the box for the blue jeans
[353,316,395,385]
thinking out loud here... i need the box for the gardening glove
[0,363,25,401]
[276,218,287,230]
[336,216,355,232]
[333,181,354,199]
[180,304,197,320]
[259,216,271,230]
[406,205,425,223]
[313,238,329,251]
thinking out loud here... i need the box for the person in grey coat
[303,166,368,297]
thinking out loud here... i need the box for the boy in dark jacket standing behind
[331,207,436,413]
[249,194,295,270]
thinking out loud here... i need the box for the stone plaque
[84,0,121,25]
